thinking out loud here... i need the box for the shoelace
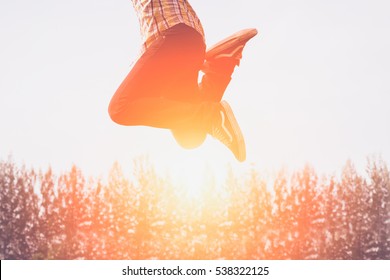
[211,111,233,147]
[212,126,232,147]
[213,45,244,60]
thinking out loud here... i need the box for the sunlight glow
[152,137,234,201]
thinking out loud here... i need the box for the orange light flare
[151,139,237,215]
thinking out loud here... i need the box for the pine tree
[0,159,40,259]
[365,159,390,259]
[101,161,136,259]
[268,169,291,259]
[132,157,167,259]
[55,165,88,259]
[37,167,59,258]
[338,161,367,259]
[244,168,272,259]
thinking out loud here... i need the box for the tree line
[0,156,389,259]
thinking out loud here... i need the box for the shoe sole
[221,101,246,162]
[205,28,258,60]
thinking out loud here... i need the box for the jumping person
[108,0,256,162]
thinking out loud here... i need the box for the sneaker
[209,101,246,162]
[205,28,258,61]
[209,45,245,62]
[202,28,258,73]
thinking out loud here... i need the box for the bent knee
[108,102,140,126]
[108,103,125,125]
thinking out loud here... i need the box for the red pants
[108,24,233,147]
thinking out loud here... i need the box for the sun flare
[152,138,234,201]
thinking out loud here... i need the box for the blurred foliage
[1,156,389,260]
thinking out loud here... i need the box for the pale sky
[1,0,390,181]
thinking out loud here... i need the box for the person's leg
[108,24,210,132]
[108,24,247,161]
[172,30,257,148]
[199,58,237,102]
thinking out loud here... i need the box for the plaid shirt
[131,0,205,54]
